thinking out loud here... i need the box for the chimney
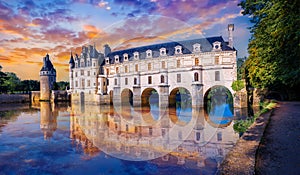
[228,24,234,48]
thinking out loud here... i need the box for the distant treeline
[0,66,68,94]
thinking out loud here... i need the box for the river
[0,100,249,175]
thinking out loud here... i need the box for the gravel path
[255,101,300,174]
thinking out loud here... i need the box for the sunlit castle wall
[69,24,241,107]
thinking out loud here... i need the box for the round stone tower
[40,54,56,101]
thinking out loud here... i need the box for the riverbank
[219,101,277,174]
[255,101,300,174]
[0,94,30,104]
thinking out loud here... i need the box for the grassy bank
[234,100,277,134]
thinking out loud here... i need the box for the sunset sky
[0,0,251,81]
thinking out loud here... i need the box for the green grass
[233,100,277,134]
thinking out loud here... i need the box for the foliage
[3,72,21,93]
[239,0,300,90]
[18,80,40,92]
[237,57,246,80]
[0,66,8,93]
[56,81,69,90]
[231,80,245,92]
[233,100,277,134]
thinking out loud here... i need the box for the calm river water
[0,101,249,175]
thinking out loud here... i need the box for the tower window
[177,74,181,83]
[125,78,128,85]
[195,58,199,66]
[135,64,139,72]
[160,75,165,83]
[148,63,152,71]
[148,76,152,84]
[177,59,181,68]
[134,78,137,85]
[125,65,128,73]
[194,72,199,82]
[215,56,219,65]
[215,71,220,81]
[106,68,109,75]
[116,67,119,74]
[161,61,166,69]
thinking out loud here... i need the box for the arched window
[194,72,199,81]
[160,75,165,83]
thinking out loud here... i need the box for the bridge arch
[169,87,192,125]
[203,85,234,128]
[141,88,160,122]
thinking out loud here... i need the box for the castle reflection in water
[37,100,248,170]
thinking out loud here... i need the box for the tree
[0,65,8,93]
[4,72,21,93]
[239,0,300,97]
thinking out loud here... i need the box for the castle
[69,24,242,107]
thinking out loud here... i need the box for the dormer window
[133,51,139,60]
[193,43,201,52]
[213,41,222,51]
[146,49,152,58]
[105,57,110,64]
[114,55,119,63]
[175,45,182,54]
[160,48,166,56]
[123,53,128,61]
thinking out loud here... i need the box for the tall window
[107,79,109,85]
[87,71,90,76]
[106,68,109,75]
[194,72,199,81]
[75,72,78,77]
[135,64,139,72]
[195,58,199,66]
[134,78,137,85]
[125,78,128,85]
[177,59,181,68]
[125,65,128,73]
[87,80,90,87]
[148,76,152,84]
[162,61,166,69]
[215,56,219,65]
[116,67,119,74]
[177,74,181,83]
[114,78,117,85]
[81,79,85,88]
[75,81,78,87]
[81,70,84,76]
[160,75,165,83]
[148,63,152,71]
[215,71,220,81]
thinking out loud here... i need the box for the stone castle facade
[69,24,242,107]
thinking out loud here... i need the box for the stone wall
[0,94,30,103]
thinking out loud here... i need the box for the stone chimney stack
[228,24,234,48]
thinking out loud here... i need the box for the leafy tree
[239,0,300,97]
[4,72,21,93]
[0,65,8,93]
[231,80,245,92]
[18,80,40,93]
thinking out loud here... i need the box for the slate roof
[69,53,75,68]
[41,54,56,72]
[106,36,235,64]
